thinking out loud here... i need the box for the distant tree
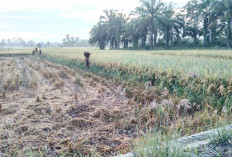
[76,39,91,47]
[62,34,79,47]
[89,22,107,49]
[183,0,201,45]
[99,9,128,49]
[158,3,184,48]
[46,41,51,47]
[27,40,36,47]
[213,0,232,47]
[134,0,164,49]
[37,43,42,48]
[66,34,70,42]
[0,39,5,47]
[88,0,232,49]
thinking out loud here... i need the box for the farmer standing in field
[84,52,91,68]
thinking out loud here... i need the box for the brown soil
[0,57,136,156]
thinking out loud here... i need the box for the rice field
[0,47,32,55]
[40,48,232,78]
[26,47,229,108]
[1,47,232,156]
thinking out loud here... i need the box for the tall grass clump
[210,126,232,146]
[133,129,192,157]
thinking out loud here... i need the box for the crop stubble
[0,57,135,156]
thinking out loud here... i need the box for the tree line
[0,34,91,48]
[89,0,232,50]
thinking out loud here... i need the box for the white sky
[0,0,186,42]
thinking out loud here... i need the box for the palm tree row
[89,0,232,50]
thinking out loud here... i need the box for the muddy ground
[0,57,137,156]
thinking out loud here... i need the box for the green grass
[210,126,232,146]
[133,129,192,157]
[190,125,232,156]
[134,125,232,157]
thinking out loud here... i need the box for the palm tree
[89,0,232,49]
[113,12,129,49]
[213,0,232,47]
[100,10,128,49]
[89,22,107,49]
[100,10,116,49]
[127,15,149,49]
[121,20,134,49]
[198,0,213,47]
[184,0,215,47]
[134,0,164,49]
[158,3,184,48]
[124,19,140,49]
[184,0,200,44]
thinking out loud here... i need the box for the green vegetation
[3,48,232,156]
[2,1,232,156]
[193,125,232,156]
[134,130,188,157]
[89,0,232,50]
[210,126,232,146]
[42,48,232,77]
[40,48,232,108]
[134,124,232,157]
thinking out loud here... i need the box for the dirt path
[0,57,136,156]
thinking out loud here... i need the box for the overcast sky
[0,0,186,42]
